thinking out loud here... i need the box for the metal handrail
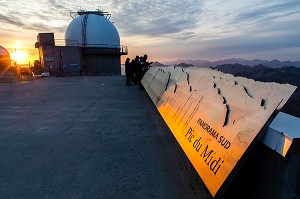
[54,39,128,55]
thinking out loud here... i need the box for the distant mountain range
[151,61,165,67]
[162,58,300,68]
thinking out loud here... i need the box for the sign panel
[141,66,296,197]
[45,57,54,62]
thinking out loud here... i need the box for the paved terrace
[0,76,211,199]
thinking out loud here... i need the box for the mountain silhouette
[164,58,300,68]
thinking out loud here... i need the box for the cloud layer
[0,0,299,62]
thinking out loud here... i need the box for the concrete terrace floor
[0,76,211,199]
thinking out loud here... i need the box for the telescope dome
[65,13,120,47]
[0,45,10,70]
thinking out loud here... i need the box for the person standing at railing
[133,56,140,85]
[125,58,132,86]
[130,59,135,83]
[142,54,153,75]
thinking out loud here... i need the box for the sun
[11,50,28,64]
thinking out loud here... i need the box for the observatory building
[0,45,11,72]
[0,45,19,83]
[35,8,127,76]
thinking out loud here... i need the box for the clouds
[0,0,299,62]
[146,0,300,61]
[106,0,203,39]
[0,13,24,27]
[210,1,300,59]
[0,0,73,32]
[233,0,300,23]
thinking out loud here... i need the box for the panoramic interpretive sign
[141,66,296,197]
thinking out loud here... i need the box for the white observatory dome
[65,13,120,47]
[0,45,10,56]
[0,45,10,70]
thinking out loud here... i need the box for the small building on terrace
[35,8,128,76]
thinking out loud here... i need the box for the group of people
[125,54,153,86]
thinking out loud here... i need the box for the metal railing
[55,39,128,55]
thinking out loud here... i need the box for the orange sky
[1,39,38,66]
[1,1,300,66]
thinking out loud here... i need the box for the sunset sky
[0,0,299,65]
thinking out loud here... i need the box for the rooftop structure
[65,9,120,47]
[36,8,127,76]
[0,45,10,71]
[69,8,111,19]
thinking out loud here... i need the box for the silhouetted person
[130,59,135,83]
[139,54,153,90]
[137,56,144,85]
[125,58,132,86]
[143,54,153,73]
[133,55,141,85]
